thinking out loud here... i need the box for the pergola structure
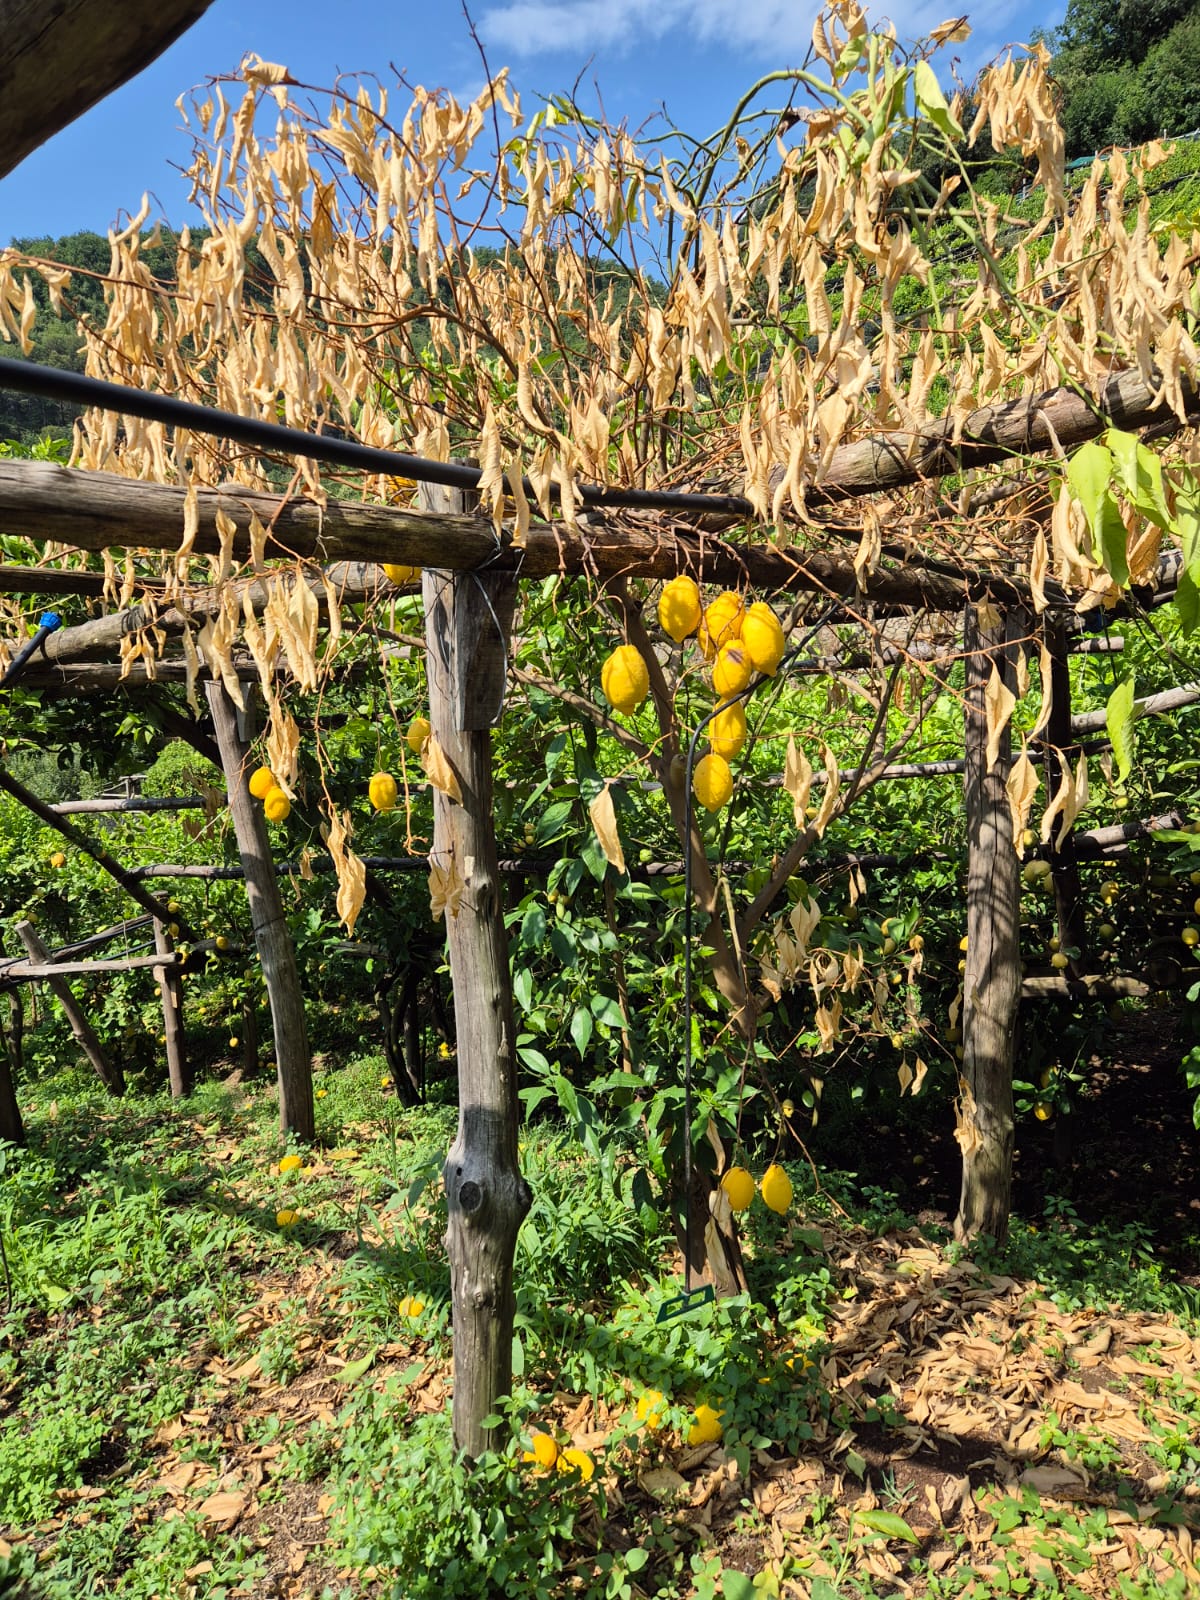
[0,355,1196,1454]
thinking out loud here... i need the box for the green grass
[3,1064,1200,1598]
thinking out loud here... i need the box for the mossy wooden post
[421,482,530,1459]
[153,920,190,1098]
[955,604,1022,1246]
[14,918,123,1094]
[204,681,314,1140]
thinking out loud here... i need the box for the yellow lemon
[740,602,785,675]
[316,1088,327,1099]
[525,1432,559,1469]
[369,772,399,812]
[397,1294,426,1319]
[276,1209,299,1228]
[693,752,733,812]
[263,787,291,823]
[1050,951,1069,969]
[279,1154,303,1174]
[215,935,230,951]
[229,1037,240,1049]
[601,644,650,715]
[636,1390,666,1430]
[712,643,752,699]
[687,1404,724,1446]
[248,766,277,800]
[557,1447,595,1480]
[658,576,702,642]
[49,851,65,869]
[407,716,431,756]
[959,935,969,952]
[720,1167,756,1212]
[761,1163,793,1216]
[1183,926,1200,947]
[1033,1102,1053,1121]
[699,591,744,658]
[383,562,419,585]
[709,702,747,760]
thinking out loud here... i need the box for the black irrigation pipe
[0,357,759,520]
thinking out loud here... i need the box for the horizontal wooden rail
[1071,683,1200,734]
[0,951,179,980]
[52,795,210,815]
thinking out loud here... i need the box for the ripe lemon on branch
[407,715,431,755]
[712,643,752,699]
[699,590,744,658]
[383,562,419,585]
[369,772,399,812]
[658,575,702,642]
[693,753,733,812]
[761,1163,793,1215]
[601,644,650,716]
[720,1166,756,1211]
[709,702,747,760]
[248,766,277,800]
[740,602,785,675]
[263,786,291,823]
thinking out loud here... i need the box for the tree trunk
[14,919,122,1094]
[955,605,1022,1245]
[422,482,531,1459]
[0,0,216,179]
[204,681,313,1140]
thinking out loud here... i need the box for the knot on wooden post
[458,1179,484,1216]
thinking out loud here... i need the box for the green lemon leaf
[913,60,963,139]
[336,1349,377,1383]
[854,1508,919,1542]
[1106,676,1136,784]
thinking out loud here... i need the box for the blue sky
[0,0,1060,244]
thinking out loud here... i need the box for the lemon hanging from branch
[761,1163,793,1215]
[601,644,650,716]
[369,772,399,812]
[712,643,752,699]
[263,786,291,823]
[740,602,785,675]
[699,590,744,659]
[693,752,733,811]
[720,1166,755,1211]
[709,701,747,760]
[658,575,702,642]
[248,766,277,799]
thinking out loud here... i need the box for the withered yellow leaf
[984,663,1015,772]
[422,736,463,803]
[1006,746,1040,853]
[327,808,366,936]
[783,736,813,826]
[588,784,625,876]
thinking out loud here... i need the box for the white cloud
[479,0,1023,61]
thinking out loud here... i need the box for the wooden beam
[0,460,1027,612]
[0,0,216,179]
[1021,973,1151,998]
[1,951,178,978]
[0,565,164,598]
[1071,682,1200,734]
[52,795,209,815]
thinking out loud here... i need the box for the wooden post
[204,681,314,1140]
[14,919,123,1095]
[421,482,531,1458]
[955,605,1022,1245]
[153,921,190,1098]
[0,989,23,1145]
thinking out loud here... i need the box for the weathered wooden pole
[0,992,24,1145]
[14,919,123,1094]
[153,921,190,1098]
[204,681,314,1140]
[955,604,1022,1245]
[421,483,530,1458]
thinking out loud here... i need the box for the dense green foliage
[1040,0,1200,155]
